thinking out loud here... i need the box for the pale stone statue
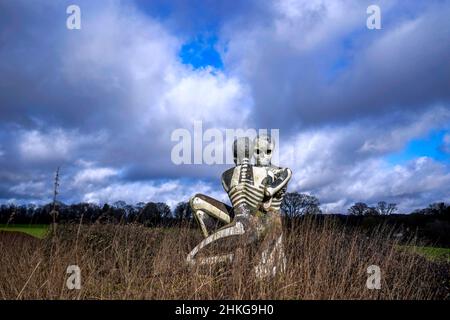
[187,135,292,278]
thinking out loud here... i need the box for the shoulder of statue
[222,166,237,176]
[222,166,237,182]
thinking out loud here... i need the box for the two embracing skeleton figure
[187,135,292,279]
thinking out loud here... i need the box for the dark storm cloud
[220,0,450,131]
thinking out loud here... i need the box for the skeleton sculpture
[253,135,292,277]
[187,135,291,278]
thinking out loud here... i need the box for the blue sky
[387,130,450,165]
[179,35,224,69]
[0,0,449,212]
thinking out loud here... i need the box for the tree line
[1,192,449,245]
[1,192,448,225]
[0,200,193,226]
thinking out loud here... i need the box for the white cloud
[272,0,366,51]
[18,128,107,163]
[82,180,227,209]
[61,3,251,133]
[280,111,450,212]
[9,180,47,198]
[159,68,251,127]
[53,1,252,178]
[359,107,450,154]
[19,129,72,161]
[73,167,118,186]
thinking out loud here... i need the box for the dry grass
[0,216,448,300]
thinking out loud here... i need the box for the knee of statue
[190,194,204,210]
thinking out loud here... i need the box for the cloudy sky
[0,0,449,212]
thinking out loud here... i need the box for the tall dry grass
[0,216,448,299]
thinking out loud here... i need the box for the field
[0,217,449,300]
[0,224,49,239]
[400,246,450,263]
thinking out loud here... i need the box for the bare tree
[281,192,321,217]
[174,202,192,222]
[386,203,398,215]
[348,202,369,216]
[427,202,449,215]
[50,167,60,234]
[156,202,172,220]
[376,201,398,215]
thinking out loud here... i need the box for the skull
[233,137,253,165]
[254,135,274,166]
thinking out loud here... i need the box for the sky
[0,0,449,213]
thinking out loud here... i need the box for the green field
[0,224,49,239]
[400,245,450,263]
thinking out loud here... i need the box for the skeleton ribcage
[227,159,265,210]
